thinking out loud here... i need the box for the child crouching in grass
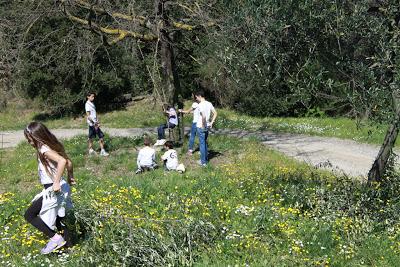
[136,137,158,174]
[161,141,185,173]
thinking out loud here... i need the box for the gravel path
[0,127,383,178]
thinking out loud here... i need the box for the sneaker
[186,150,193,156]
[154,139,166,146]
[197,160,207,167]
[135,169,143,174]
[88,148,97,155]
[100,150,109,157]
[40,236,66,254]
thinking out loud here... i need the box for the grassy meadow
[0,98,391,146]
[1,134,400,266]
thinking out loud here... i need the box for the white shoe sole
[41,240,66,255]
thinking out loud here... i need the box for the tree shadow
[32,112,67,122]
[32,101,130,122]
[189,148,222,160]
[208,149,222,160]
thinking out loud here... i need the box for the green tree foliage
[2,0,400,121]
[1,1,151,114]
[195,0,400,119]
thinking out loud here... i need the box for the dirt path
[0,127,383,178]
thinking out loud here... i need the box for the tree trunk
[160,33,179,104]
[155,0,183,145]
[368,91,400,182]
[156,0,181,105]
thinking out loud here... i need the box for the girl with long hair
[23,121,75,254]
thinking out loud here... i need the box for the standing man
[195,90,217,166]
[179,93,199,155]
[85,92,109,156]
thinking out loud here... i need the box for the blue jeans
[188,122,197,151]
[197,127,209,164]
[158,123,176,139]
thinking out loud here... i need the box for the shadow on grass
[32,112,67,122]
[208,150,222,160]
[32,101,130,122]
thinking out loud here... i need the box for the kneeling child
[136,138,157,174]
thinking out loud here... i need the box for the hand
[68,177,76,185]
[209,122,214,129]
[53,182,61,192]
[178,109,183,113]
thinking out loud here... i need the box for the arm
[137,150,142,167]
[66,159,76,185]
[165,109,176,116]
[209,109,218,128]
[179,107,193,114]
[43,150,67,192]
[200,110,207,129]
[86,111,95,125]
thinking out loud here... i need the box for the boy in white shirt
[136,138,157,174]
[161,141,179,171]
[85,92,109,156]
[179,93,199,155]
[195,90,217,166]
[155,104,178,146]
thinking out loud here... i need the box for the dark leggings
[24,184,71,245]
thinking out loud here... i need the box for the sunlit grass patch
[1,135,400,266]
[216,108,390,145]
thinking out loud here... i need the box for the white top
[85,101,97,126]
[38,145,57,185]
[192,102,200,123]
[197,100,215,128]
[161,149,179,170]
[137,146,156,167]
[168,108,178,125]
[32,179,72,230]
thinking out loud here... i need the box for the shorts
[88,126,104,139]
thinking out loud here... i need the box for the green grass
[0,98,166,131]
[1,134,400,266]
[0,98,392,146]
[216,108,390,145]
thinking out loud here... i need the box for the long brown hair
[24,122,69,177]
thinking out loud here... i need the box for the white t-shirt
[197,100,215,128]
[168,108,178,125]
[192,102,200,123]
[161,149,178,170]
[85,101,97,126]
[137,146,156,167]
[38,145,57,185]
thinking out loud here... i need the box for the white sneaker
[89,148,97,155]
[100,149,109,156]
[40,236,66,254]
[154,139,166,146]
